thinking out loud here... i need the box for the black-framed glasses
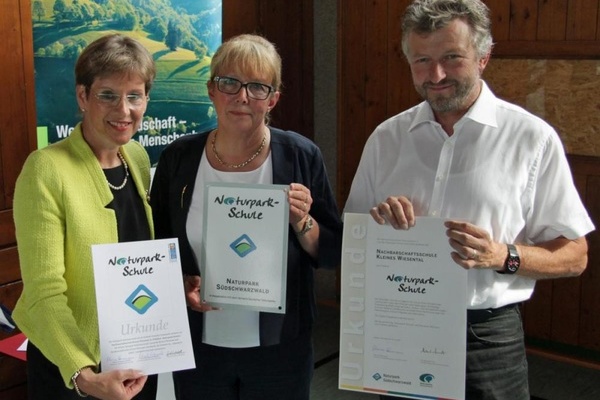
[213,76,274,100]
[93,91,148,108]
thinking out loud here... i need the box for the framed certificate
[200,183,289,313]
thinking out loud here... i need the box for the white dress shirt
[344,81,595,309]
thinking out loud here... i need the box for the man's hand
[444,220,505,270]
[370,196,415,230]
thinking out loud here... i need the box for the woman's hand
[76,367,148,400]
[183,275,218,312]
[287,183,319,257]
[288,183,312,229]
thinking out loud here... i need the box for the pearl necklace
[211,130,267,169]
[107,151,129,191]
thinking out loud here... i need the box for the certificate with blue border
[92,238,195,375]
[201,183,289,313]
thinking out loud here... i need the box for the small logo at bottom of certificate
[372,373,382,381]
[419,373,435,387]
[229,234,257,258]
[125,284,158,314]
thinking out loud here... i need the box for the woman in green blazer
[13,34,157,400]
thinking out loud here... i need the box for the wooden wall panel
[566,0,599,40]
[0,210,15,247]
[259,0,314,137]
[222,0,260,35]
[487,0,511,40]
[0,0,36,210]
[365,0,389,140]
[580,174,600,350]
[509,0,538,40]
[337,0,368,207]
[597,1,600,40]
[522,280,553,339]
[493,0,600,57]
[550,276,581,345]
[537,0,568,40]
[0,248,20,285]
[386,0,417,117]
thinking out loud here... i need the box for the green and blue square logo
[125,284,158,315]
[230,234,257,258]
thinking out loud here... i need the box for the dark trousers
[381,303,529,400]
[26,341,157,400]
[173,331,314,400]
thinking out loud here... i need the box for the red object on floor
[0,332,27,361]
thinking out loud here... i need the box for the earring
[81,108,86,112]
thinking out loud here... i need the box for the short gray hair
[401,0,493,59]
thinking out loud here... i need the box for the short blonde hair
[210,34,282,91]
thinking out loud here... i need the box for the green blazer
[12,123,153,387]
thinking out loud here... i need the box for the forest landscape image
[31,0,221,164]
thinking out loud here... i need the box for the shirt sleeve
[525,130,595,242]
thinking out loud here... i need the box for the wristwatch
[497,244,520,274]
[297,215,313,236]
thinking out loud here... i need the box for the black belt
[467,303,519,324]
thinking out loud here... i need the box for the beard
[416,77,478,113]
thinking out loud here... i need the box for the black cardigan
[150,127,343,346]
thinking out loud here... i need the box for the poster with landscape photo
[31,0,221,166]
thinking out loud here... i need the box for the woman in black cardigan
[150,34,342,400]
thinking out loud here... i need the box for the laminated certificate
[339,214,467,399]
[92,238,195,375]
[200,183,289,313]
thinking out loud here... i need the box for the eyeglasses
[213,76,274,100]
[93,91,148,108]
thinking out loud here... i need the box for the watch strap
[297,215,313,236]
[498,244,520,274]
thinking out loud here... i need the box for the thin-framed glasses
[93,91,148,108]
[213,76,274,100]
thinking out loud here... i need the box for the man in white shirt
[344,1,595,399]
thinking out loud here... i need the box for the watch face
[505,244,520,274]
[506,256,520,273]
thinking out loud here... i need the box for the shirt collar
[408,80,499,132]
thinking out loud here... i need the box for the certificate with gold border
[200,183,289,313]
